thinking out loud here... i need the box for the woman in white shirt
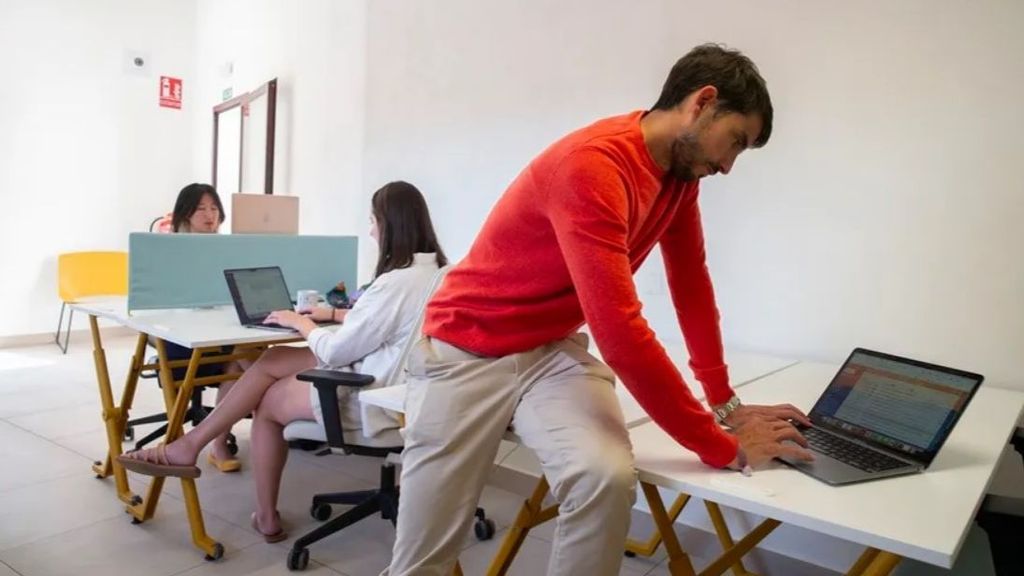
[119,181,448,542]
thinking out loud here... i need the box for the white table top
[360,383,655,428]
[69,297,131,323]
[630,362,1024,568]
[359,349,796,427]
[598,345,798,428]
[71,298,306,349]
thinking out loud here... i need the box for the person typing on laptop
[119,181,448,543]
[384,45,813,576]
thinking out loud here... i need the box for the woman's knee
[254,346,311,379]
[256,379,311,425]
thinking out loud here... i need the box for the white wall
[190,0,370,277]
[0,0,198,338]
[363,0,1024,387]
[362,0,1024,571]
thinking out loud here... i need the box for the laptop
[778,348,983,485]
[223,266,336,332]
[231,194,299,234]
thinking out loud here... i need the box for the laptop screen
[225,267,293,322]
[809,349,983,465]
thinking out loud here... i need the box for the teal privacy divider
[128,233,358,311]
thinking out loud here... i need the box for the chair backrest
[57,251,129,302]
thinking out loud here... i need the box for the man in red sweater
[385,44,813,576]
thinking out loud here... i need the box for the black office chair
[282,369,494,571]
[280,266,495,571]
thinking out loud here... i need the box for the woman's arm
[306,274,411,368]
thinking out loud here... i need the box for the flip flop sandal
[116,444,201,479]
[207,452,241,473]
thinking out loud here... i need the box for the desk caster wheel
[287,547,309,571]
[204,543,224,561]
[474,517,496,541]
[131,517,142,525]
[624,551,637,558]
[311,502,331,521]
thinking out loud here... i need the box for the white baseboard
[0,326,135,349]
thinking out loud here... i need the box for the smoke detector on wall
[124,49,151,76]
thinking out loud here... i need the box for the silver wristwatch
[713,395,742,424]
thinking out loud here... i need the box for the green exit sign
[222,87,233,101]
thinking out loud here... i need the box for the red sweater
[425,111,739,467]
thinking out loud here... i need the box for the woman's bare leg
[250,376,316,535]
[209,358,252,461]
[123,346,316,466]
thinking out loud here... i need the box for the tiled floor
[0,334,659,576]
[0,334,833,576]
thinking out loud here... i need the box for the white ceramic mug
[296,289,321,313]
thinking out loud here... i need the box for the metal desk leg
[697,515,780,576]
[626,492,692,557]
[88,316,146,507]
[705,501,756,576]
[485,476,560,576]
[642,482,699,576]
[848,548,901,576]
[127,343,223,560]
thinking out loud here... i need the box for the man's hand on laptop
[722,403,812,428]
[728,418,815,470]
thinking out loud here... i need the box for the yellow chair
[55,251,128,353]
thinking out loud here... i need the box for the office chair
[280,266,495,571]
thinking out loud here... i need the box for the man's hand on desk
[727,417,815,471]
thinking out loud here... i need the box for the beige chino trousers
[383,333,637,576]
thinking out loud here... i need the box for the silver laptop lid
[808,348,983,467]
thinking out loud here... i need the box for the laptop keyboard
[802,427,909,473]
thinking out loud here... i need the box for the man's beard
[668,131,705,182]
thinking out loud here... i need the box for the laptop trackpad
[778,441,881,485]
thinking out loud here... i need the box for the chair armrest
[296,369,376,451]
[297,369,375,388]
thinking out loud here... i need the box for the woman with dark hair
[172,183,226,233]
[120,181,447,542]
[161,183,245,472]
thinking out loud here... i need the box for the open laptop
[231,194,299,234]
[778,348,983,485]
[223,266,336,332]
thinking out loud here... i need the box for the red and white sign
[159,76,182,109]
